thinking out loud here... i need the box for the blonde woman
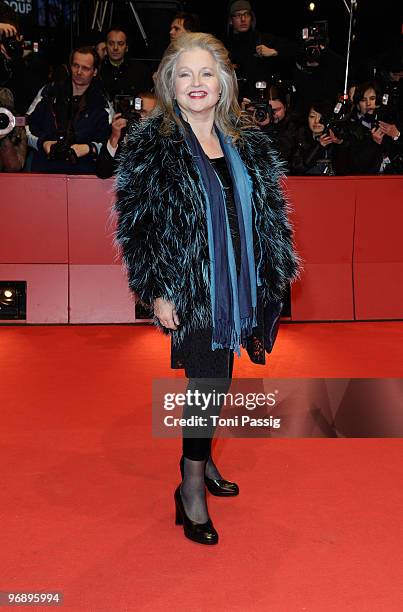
[115,32,299,545]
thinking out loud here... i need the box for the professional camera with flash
[114,95,142,125]
[301,20,329,64]
[246,81,274,124]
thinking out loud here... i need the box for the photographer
[99,26,153,100]
[96,91,156,179]
[0,86,26,171]
[26,46,112,174]
[375,46,403,123]
[243,84,297,168]
[0,0,18,87]
[292,23,345,121]
[345,81,403,174]
[224,1,297,99]
[1,3,49,114]
[290,100,345,176]
[1,32,49,114]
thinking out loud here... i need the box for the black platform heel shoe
[174,485,219,545]
[180,456,239,497]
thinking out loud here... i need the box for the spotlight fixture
[308,2,316,11]
[0,281,27,320]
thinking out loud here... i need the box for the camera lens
[255,108,267,123]
[0,112,10,130]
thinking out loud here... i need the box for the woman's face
[174,48,221,122]
[358,87,377,114]
[308,108,324,135]
[270,99,286,123]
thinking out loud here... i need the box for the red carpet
[1,322,403,611]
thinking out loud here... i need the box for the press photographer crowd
[1,0,402,176]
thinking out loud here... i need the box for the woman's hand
[319,129,342,147]
[153,297,180,330]
[371,127,384,145]
[378,120,400,140]
[318,133,334,147]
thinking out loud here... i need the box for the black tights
[182,347,234,461]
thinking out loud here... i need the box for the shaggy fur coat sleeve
[114,120,184,308]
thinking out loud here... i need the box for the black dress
[171,155,268,376]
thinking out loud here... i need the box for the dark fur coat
[114,115,300,345]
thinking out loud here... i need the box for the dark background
[6,0,403,67]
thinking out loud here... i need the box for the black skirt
[171,287,269,373]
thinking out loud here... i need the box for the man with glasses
[224,0,296,99]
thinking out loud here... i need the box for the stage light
[308,2,316,11]
[0,282,27,320]
[3,289,14,300]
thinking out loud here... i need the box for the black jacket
[96,141,121,179]
[290,125,347,176]
[345,109,403,174]
[26,77,112,174]
[261,115,297,169]
[99,56,153,100]
[292,48,345,118]
[224,29,297,98]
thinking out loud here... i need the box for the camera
[0,35,39,60]
[0,107,26,136]
[301,21,328,64]
[321,101,349,140]
[48,134,78,164]
[245,82,274,124]
[113,95,142,123]
[360,94,397,132]
[376,85,400,125]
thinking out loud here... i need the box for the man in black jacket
[26,46,112,174]
[223,0,297,99]
[99,26,153,101]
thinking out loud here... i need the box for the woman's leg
[180,334,233,522]
[205,350,234,479]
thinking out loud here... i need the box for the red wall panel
[0,264,68,323]
[353,177,403,319]
[286,177,356,320]
[0,175,68,263]
[69,265,134,323]
[67,176,118,264]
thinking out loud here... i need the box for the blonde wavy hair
[152,32,254,141]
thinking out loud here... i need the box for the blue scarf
[182,119,258,355]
